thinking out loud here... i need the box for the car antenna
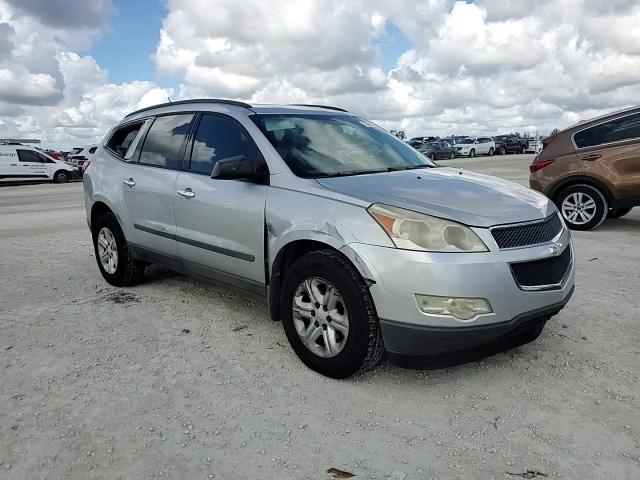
[167,97,172,102]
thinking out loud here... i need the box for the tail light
[81,160,90,174]
[529,159,554,173]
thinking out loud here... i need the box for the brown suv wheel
[555,184,608,231]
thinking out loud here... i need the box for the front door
[16,149,50,180]
[174,113,268,288]
[120,114,194,257]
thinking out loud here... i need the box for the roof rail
[0,138,41,145]
[124,98,253,118]
[290,104,349,113]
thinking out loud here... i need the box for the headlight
[368,204,488,252]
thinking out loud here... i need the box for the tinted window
[107,121,146,158]
[189,114,261,175]
[17,150,43,162]
[574,113,640,148]
[139,114,193,169]
[88,146,97,154]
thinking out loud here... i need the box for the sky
[1,0,640,150]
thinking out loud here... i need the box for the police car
[0,140,76,183]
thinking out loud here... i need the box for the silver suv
[83,99,575,378]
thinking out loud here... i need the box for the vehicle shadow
[596,215,640,232]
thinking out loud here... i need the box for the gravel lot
[1,154,639,479]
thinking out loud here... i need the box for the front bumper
[343,225,575,364]
[381,286,573,368]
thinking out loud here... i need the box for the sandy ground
[1,154,639,479]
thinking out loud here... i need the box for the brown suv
[529,106,640,230]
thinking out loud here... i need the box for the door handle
[177,188,196,199]
[123,178,136,187]
[581,154,601,161]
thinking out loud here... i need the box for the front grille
[492,214,562,249]
[510,246,572,289]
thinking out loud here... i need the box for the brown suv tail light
[529,159,554,173]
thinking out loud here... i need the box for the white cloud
[2,0,640,149]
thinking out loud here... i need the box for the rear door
[174,113,268,288]
[573,112,640,201]
[120,114,193,257]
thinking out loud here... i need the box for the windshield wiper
[314,168,391,178]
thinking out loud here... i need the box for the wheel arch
[548,175,615,205]
[90,200,122,233]
[268,238,374,322]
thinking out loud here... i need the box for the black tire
[555,184,608,231]
[499,147,506,155]
[488,147,494,156]
[429,153,436,161]
[521,146,527,154]
[53,170,70,183]
[469,149,476,158]
[92,212,145,286]
[449,151,456,159]
[608,207,633,219]
[280,249,384,378]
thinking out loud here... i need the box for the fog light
[416,295,493,321]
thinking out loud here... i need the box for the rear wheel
[92,212,145,286]
[521,145,527,154]
[556,184,608,231]
[53,170,70,183]
[429,153,436,161]
[499,147,506,155]
[280,249,384,378]
[488,147,494,156]
[608,207,633,219]
[469,149,476,158]
[449,151,456,159]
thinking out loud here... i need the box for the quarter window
[189,114,261,175]
[107,121,147,159]
[139,114,193,170]
[574,113,640,148]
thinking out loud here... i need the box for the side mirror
[210,155,256,180]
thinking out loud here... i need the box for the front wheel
[608,207,633,219]
[92,212,145,286]
[53,170,70,183]
[521,146,527,154]
[488,147,494,156]
[449,151,456,159]
[280,249,384,378]
[556,184,608,231]
[469,149,476,158]
[499,147,506,155]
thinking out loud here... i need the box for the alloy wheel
[561,192,597,225]
[292,277,349,358]
[97,227,119,274]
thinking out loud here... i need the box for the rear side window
[574,113,640,148]
[107,121,147,159]
[189,114,261,175]
[88,146,97,154]
[139,114,193,170]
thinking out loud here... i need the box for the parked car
[493,134,529,155]
[454,137,496,157]
[418,141,457,160]
[530,106,640,230]
[84,99,574,378]
[68,144,97,175]
[408,136,438,148]
[0,143,75,183]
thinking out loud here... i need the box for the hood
[316,167,554,227]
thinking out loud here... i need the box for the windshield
[458,138,475,144]
[251,114,435,178]
[420,142,437,149]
